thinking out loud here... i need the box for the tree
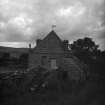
[70,37,105,76]
[19,53,29,69]
[70,37,99,63]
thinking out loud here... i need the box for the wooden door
[50,59,58,69]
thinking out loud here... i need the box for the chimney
[63,40,69,51]
[29,43,31,49]
[36,39,42,46]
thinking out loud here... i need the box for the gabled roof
[43,30,62,42]
[33,30,64,53]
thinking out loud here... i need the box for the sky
[0,0,105,50]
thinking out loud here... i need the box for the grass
[1,79,105,105]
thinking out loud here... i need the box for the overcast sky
[0,0,105,50]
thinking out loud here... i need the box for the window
[41,56,47,65]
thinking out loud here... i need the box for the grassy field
[1,78,105,105]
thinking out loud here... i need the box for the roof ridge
[43,30,62,42]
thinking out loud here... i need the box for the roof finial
[52,24,56,31]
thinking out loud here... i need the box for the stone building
[29,30,66,69]
[29,30,85,80]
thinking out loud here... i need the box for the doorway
[50,59,58,69]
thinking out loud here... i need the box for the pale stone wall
[28,51,64,70]
[61,57,85,80]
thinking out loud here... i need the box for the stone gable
[29,30,67,69]
[33,30,65,54]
